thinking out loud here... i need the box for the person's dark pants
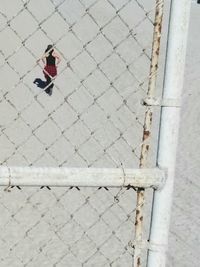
[45,76,54,96]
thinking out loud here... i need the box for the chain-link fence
[0,0,166,266]
[0,0,159,168]
[0,186,155,266]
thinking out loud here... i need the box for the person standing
[35,45,61,96]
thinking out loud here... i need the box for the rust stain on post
[133,1,164,266]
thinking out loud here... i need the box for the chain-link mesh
[0,188,152,267]
[0,186,155,266]
[0,0,158,168]
[0,0,165,266]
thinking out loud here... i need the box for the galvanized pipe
[147,0,192,266]
[0,166,165,188]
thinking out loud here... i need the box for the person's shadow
[33,78,46,89]
[33,78,53,96]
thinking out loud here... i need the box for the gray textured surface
[0,0,156,169]
[167,4,200,267]
[0,0,157,266]
[0,0,199,266]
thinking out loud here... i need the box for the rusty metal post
[133,1,164,266]
[146,0,192,266]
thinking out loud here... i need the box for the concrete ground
[0,0,199,266]
[167,3,200,266]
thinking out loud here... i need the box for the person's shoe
[45,89,52,96]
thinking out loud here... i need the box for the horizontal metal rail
[0,167,165,189]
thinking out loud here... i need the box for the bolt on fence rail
[0,0,187,266]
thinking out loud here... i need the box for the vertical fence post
[133,1,164,266]
[146,0,191,266]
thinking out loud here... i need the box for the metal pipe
[146,0,192,266]
[134,1,164,266]
[0,166,165,188]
